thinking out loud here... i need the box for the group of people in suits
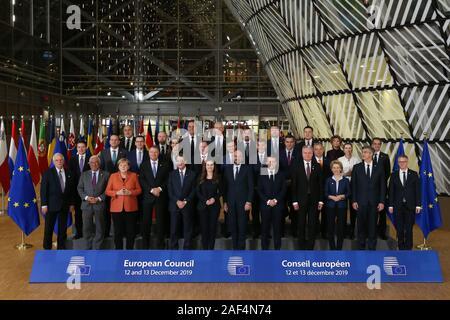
[39,121,421,251]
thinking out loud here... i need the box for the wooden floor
[0,214,448,300]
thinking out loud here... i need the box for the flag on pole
[79,116,85,142]
[27,117,40,185]
[162,118,166,134]
[7,136,40,236]
[47,116,56,165]
[87,117,94,157]
[38,116,48,175]
[155,116,160,145]
[145,118,154,150]
[9,118,18,177]
[21,117,26,146]
[67,116,76,160]
[0,118,10,193]
[105,118,113,149]
[95,116,104,155]
[138,117,144,136]
[388,139,406,227]
[50,117,68,168]
[416,140,443,239]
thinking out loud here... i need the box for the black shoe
[349,233,355,240]
[379,235,388,240]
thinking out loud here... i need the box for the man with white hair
[40,153,76,250]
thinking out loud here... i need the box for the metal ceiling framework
[225,0,450,195]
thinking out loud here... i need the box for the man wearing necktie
[167,156,197,249]
[77,155,110,250]
[297,126,315,161]
[139,146,170,249]
[388,155,421,250]
[157,131,171,163]
[127,136,148,173]
[292,146,324,250]
[313,142,331,239]
[268,126,281,157]
[41,153,76,250]
[371,138,391,240]
[69,141,90,240]
[99,134,128,238]
[120,125,136,152]
[351,146,386,250]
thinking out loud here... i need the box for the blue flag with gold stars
[8,136,40,235]
[416,141,442,239]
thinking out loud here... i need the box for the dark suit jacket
[351,162,386,206]
[120,136,136,152]
[312,156,332,179]
[40,167,76,212]
[223,164,254,205]
[210,135,226,159]
[279,147,299,174]
[167,168,197,212]
[291,161,324,205]
[237,140,257,165]
[99,148,128,173]
[196,178,223,211]
[324,177,351,208]
[257,171,287,207]
[267,138,284,157]
[296,139,317,160]
[388,170,421,211]
[374,151,391,181]
[158,144,172,164]
[127,148,149,173]
[68,154,90,204]
[139,159,170,204]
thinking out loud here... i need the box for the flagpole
[15,232,33,250]
[0,186,5,216]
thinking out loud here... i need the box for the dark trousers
[357,205,378,250]
[74,201,83,238]
[297,195,317,250]
[377,209,387,238]
[112,212,137,250]
[228,202,248,250]
[395,204,415,250]
[43,209,68,250]
[346,198,357,238]
[199,206,220,250]
[318,205,327,238]
[170,207,193,249]
[260,204,284,250]
[327,206,346,250]
[141,201,155,249]
[155,197,169,249]
[251,192,261,237]
[104,196,112,237]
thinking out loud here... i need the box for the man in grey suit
[77,155,110,249]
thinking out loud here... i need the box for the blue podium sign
[30,250,443,283]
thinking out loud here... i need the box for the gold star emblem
[13,202,19,208]
[23,203,29,208]
[33,198,37,203]
[7,197,10,202]
[428,203,433,209]
[18,166,24,172]
[428,172,433,177]
[27,168,30,172]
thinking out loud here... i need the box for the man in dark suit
[68,140,90,239]
[251,140,269,238]
[237,128,257,165]
[40,153,76,250]
[291,145,324,250]
[388,155,421,250]
[352,146,386,250]
[157,131,172,164]
[258,157,287,250]
[312,142,331,239]
[99,134,128,237]
[279,134,299,237]
[182,120,200,171]
[296,126,315,160]
[127,135,149,173]
[139,146,170,249]
[167,155,197,249]
[223,150,254,250]
[120,125,136,152]
[372,137,391,240]
[210,121,226,162]
[267,126,283,157]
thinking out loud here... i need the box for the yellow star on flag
[428,172,432,177]
[23,203,29,208]
[18,166,24,172]
[428,203,433,209]
[13,202,19,208]
[33,198,37,203]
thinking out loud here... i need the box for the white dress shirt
[338,155,361,181]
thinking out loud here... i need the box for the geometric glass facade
[226,0,450,195]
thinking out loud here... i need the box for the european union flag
[416,141,442,239]
[105,119,113,149]
[8,137,40,235]
[388,139,406,228]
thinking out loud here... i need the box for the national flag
[47,116,56,165]
[86,117,94,157]
[21,117,26,145]
[67,117,76,160]
[0,118,10,193]
[50,118,68,168]
[155,116,160,145]
[9,118,18,177]
[7,136,40,235]
[104,118,113,149]
[79,116,85,142]
[162,119,166,134]
[138,117,144,136]
[416,140,443,239]
[95,116,104,155]
[145,118,154,150]
[37,116,48,175]
[27,117,40,185]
